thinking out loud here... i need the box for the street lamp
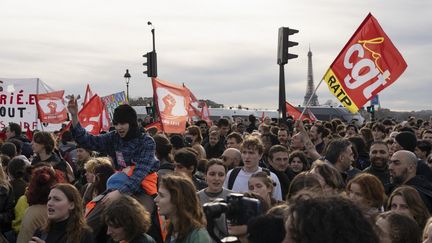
[124,69,131,101]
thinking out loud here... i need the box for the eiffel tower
[303,47,319,106]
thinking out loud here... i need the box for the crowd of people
[0,98,432,243]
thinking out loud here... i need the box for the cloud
[0,0,431,111]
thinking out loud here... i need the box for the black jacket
[204,141,225,159]
[31,152,69,178]
[0,186,15,233]
[416,159,432,182]
[405,176,432,213]
[363,164,391,192]
[34,218,94,243]
[268,165,291,199]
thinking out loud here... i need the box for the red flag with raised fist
[152,78,190,134]
[36,90,68,123]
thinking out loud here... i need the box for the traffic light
[366,105,375,113]
[277,27,299,65]
[143,51,157,77]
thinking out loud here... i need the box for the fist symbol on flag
[162,94,176,116]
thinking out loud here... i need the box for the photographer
[204,192,268,243]
[227,192,268,243]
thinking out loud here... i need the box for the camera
[203,193,262,226]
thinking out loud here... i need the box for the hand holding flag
[66,94,80,126]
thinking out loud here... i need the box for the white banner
[0,78,62,131]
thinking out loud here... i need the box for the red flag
[152,78,190,134]
[25,127,33,141]
[145,121,163,133]
[36,90,68,123]
[0,131,6,142]
[286,102,313,121]
[183,85,202,120]
[324,13,407,113]
[79,95,104,135]
[83,84,94,106]
[100,102,111,132]
[200,101,212,126]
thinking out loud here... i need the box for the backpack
[227,167,270,190]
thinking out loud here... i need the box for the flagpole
[299,77,324,120]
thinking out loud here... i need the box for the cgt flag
[323,13,407,113]
[36,90,68,124]
[152,78,190,134]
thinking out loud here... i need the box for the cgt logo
[343,37,390,99]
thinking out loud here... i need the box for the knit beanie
[113,104,138,128]
[395,131,417,152]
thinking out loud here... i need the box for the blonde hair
[84,157,113,173]
[423,217,432,241]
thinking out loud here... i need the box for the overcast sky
[1,0,431,111]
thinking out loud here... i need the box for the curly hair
[288,150,309,171]
[287,196,379,243]
[159,174,206,240]
[84,157,113,174]
[26,166,57,205]
[241,136,264,155]
[103,195,152,242]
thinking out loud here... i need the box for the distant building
[208,107,364,125]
